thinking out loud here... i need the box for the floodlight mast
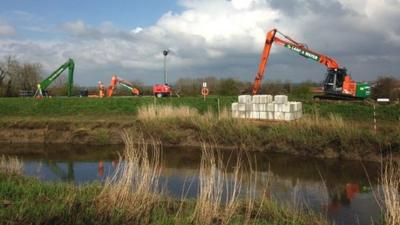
[163,50,169,85]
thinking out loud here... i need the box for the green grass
[0,96,398,122]
[0,173,328,225]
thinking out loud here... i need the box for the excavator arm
[107,75,140,97]
[35,58,75,97]
[252,29,339,95]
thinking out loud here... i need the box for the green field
[0,96,399,122]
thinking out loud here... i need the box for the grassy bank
[0,137,329,225]
[0,97,398,160]
[0,96,399,122]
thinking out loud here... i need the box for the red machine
[107,75,140,97]
[252,28,370,100]
[152,84,172,98]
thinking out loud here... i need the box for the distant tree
[0,56,42,97]
[372,76,400,100]
[217,78,241,96]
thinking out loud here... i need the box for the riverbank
[0,97,399,161]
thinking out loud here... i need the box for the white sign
[202,82,207,88]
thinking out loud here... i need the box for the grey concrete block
[246,112,252,118]
[274,95,288,104]
[232,110,239,118]
[231,103,238,111]
[250,111,260,119]
[260,112,267,119]
[238,103,246,111]
[245,103,253,111]
[252,95,260,104]
[252,104,259,111]
[274,112,285,120]
[259,104,267,111]
[239,111,246,118]
[274,104,283,112]
[267,112,274,120]
[259,95,273,103]
[239,95,252,103]
[267,103,274,112]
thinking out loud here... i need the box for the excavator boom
[252,29,339,95]
[107,75,140,97]
[35,58,74,97]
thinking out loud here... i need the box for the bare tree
[0,56,42,97]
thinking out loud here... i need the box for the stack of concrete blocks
[231,95,302,121]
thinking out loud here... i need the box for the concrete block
[274,95,288,104]
[250,111,260,119]
[252,104,259,111]
[259,104,267,111]
[238,112,246,118]
[282,103,291,112]
[231,103,238,111]
[259,95,273,103]
[290,102,302,112]
[267,103,274,112]
[284,112,295,121]
[274,112,285,120]
[252,95,260,104]
[267,112,274,120]
[245,104,253,111]
[239,95,252,104]
[260,112,267,119]
[274,104,283,112]
[232,110,239,118]
[246,112,252,118]
[238,103,246,111]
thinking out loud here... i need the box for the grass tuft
[0,155,23,175]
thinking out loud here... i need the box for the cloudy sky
[0,0,399,85]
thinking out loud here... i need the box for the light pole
[163,49,169,85]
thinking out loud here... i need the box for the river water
[0,144,382,225]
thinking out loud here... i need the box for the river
[0,144,382,225]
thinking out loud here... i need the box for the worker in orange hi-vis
[98,81,105,98]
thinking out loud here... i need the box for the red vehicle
[153,84,172,98]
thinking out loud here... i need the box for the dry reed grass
[192,144,248,225]
[137,104,199,120]
[96,131,162,223]
[0,155,23,175]
[379,158,400,225]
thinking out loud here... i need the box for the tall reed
[137,104,199,120]
[379,158,400,225]
[96,131,162,223]
[192,144,245,225]
[0,155,23,175]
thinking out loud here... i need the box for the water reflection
[1,144,381,225]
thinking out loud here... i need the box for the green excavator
[34,58,75,97]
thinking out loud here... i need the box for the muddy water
[0,144,381,225]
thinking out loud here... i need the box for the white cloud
[0,22,15,36]
[0,0,399,85]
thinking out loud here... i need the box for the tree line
[0,56,399,100]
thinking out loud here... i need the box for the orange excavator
[107,75,140,97]
[252,28,371,100]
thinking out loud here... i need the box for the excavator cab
[323,68,347,95]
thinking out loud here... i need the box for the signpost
[201,82,209,100]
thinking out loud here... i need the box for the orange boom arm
[252,28,339,95]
